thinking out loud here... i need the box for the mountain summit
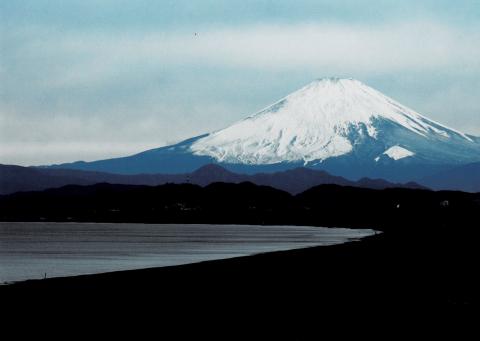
[49,78,480,182]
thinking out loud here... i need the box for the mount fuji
[49,78,480,182]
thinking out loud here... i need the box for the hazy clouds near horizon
[1,1,480,166]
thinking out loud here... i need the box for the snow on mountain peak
[190,78,474,165]
[381,146,415,161]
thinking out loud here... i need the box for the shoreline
[2,230,470,307]
[1,226,477,335]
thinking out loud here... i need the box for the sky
[1,0,480,166]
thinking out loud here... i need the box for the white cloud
[19,20,480,88]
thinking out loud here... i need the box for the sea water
[0,222,375,283]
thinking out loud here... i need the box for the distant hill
[0,163,426,195]
[419,162,480,192]
[0,164,183,194]
[1,181,477,231]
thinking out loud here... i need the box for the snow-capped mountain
[190,78,475,165]
[48,78,480,182]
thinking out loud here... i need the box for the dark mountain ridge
[1,181,477,232]
[0,163,425,196]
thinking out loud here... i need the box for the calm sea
[0,222,375,283]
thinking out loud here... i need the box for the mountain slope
[0,164,425,195]
[47,78,480,181]
[418,162,480,192]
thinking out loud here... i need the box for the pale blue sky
[1,1,479,165]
